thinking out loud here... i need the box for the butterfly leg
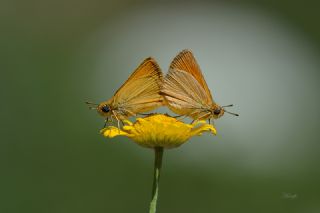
[194,112,211,124]
[208,119,215,125]
[123,109,136,117]
[176,115,187,121]
[103,117,109,128]
[103,117,114,128]
[112,111,121,132]
[108,116,115,126]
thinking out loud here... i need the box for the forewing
[161,68,211,118]
[112,57,163,115]
[170,49,213,104]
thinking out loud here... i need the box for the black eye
[101,105,110,113]
[213,109,221,115]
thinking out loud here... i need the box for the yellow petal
[101,126,129,138]
[100,114,217,149]
[122,120,133,126]
[190,123,217,136]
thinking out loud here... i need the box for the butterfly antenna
[222,104,233,108]
[224,109,239,116]
[85,101,98,105]
[85,101,98,110]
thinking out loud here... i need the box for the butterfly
[87,57,163,128]
[161,49,238,124]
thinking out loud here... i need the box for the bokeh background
[2,0,320,212]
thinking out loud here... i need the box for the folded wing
[112,57,163,116]
[170,49,213,104]
[161,68,211,118]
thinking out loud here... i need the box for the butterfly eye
[101,105,110,113]
[213,109,221,115]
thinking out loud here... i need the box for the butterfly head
[211,105,225,119]
[210,104,239,119]
[86,101,112,117]
[97,101,112,117]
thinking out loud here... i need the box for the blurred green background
[2,0,320,212]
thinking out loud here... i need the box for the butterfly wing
[169,49,213,105]
[161,68,212,119]
[111,57,163,117]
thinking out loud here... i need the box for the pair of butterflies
[87,49,238,127]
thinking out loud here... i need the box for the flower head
[101,114,216,149]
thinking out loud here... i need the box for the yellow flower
[101,114,216,149]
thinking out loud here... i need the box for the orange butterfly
[87,57,163,127]
[161,49,238,123]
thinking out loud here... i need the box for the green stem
[149,147,164,213]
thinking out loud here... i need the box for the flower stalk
[149,147,164,213]
[100,114,217,212]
